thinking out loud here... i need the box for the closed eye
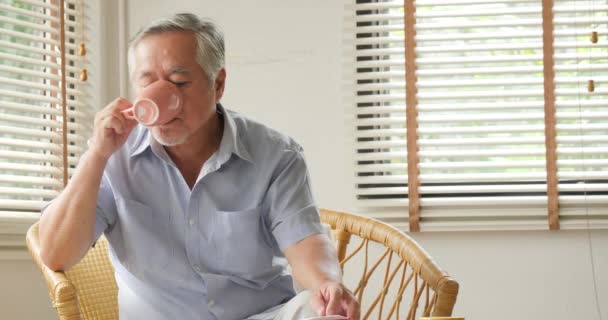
[171,81,189,88]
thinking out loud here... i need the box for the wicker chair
[26,209,458,320]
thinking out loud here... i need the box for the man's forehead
[135,32,197,57]
[133,33,197,76]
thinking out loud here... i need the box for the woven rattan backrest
[64,237,118,319]
[320,209,459,320]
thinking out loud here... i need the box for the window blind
[554,0,608,228]
[353,0,608,231]
[0,0,91,213]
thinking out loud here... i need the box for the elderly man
[39,13,359,320]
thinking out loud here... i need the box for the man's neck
[164,113,224,188]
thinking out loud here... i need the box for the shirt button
[193,266,201,272]
[208,300,215,307]
[189,219,194,226]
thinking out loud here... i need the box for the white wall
[0,256,55,319]
[2,1,606,320]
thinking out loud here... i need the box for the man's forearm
[285,234,342,290]
[38,150,108,271]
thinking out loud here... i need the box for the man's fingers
[111,99,137,129]
[310,290,327,316]
[124,116,138,131]
[345,298,360,320]
[325,290,343,315]
[312,283,359,320]
[105,97,132,112]
[98,98,132,123]
[105,116,126,135]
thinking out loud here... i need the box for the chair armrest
[26,223,81,319]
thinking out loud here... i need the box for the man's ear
[214,68,226,102]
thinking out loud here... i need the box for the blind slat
[0,52,80,73]
[0,13,80,38]
[0,174,62,187]
[0,76,87,97]
[0,186,58,198]
[357,30,608,46]
[355,124,608,139]
[0,113,89,131]
[357,6,607,22]
[0,89,87,107]
[2,0,81,15]
[0,0,82,18]
[357,159,608,172]
[0,39,83,59]
[355,112,608,126]
[0,137,84,153]
[357,183,608,196]
[0,162,62,175]
[0,200,49,211]
[355,100,606,115]
[356,147,608,161]
[354,52,607,68]
[354,0,537,10]
[1,102,91,120]
[357,136,608,150]
[354,17,608,33]
[0,125,85,143]
[0,149,82,165]
[0,64,82,83]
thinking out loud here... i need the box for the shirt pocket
[115,197,172,278]
[206,205,273,276]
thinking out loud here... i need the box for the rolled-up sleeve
[264,148,324,252]
[93,174,118,242]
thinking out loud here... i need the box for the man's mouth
[157,118,179,128]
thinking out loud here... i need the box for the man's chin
[150,129,188,147]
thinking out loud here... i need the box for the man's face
[132,31,224,146]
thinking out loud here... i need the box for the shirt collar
[129,126,150,157]
[216,103,253,163]
[129,103,253,164]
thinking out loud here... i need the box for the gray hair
[128,13,225,85]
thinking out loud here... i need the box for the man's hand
[311,281,360,320]
[284,234,360,319]
[89,97,137,160]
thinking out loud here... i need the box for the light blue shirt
[91,104,323,320]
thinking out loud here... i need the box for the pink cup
[122,80,183,126]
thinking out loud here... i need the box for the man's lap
[247,291,317,320]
